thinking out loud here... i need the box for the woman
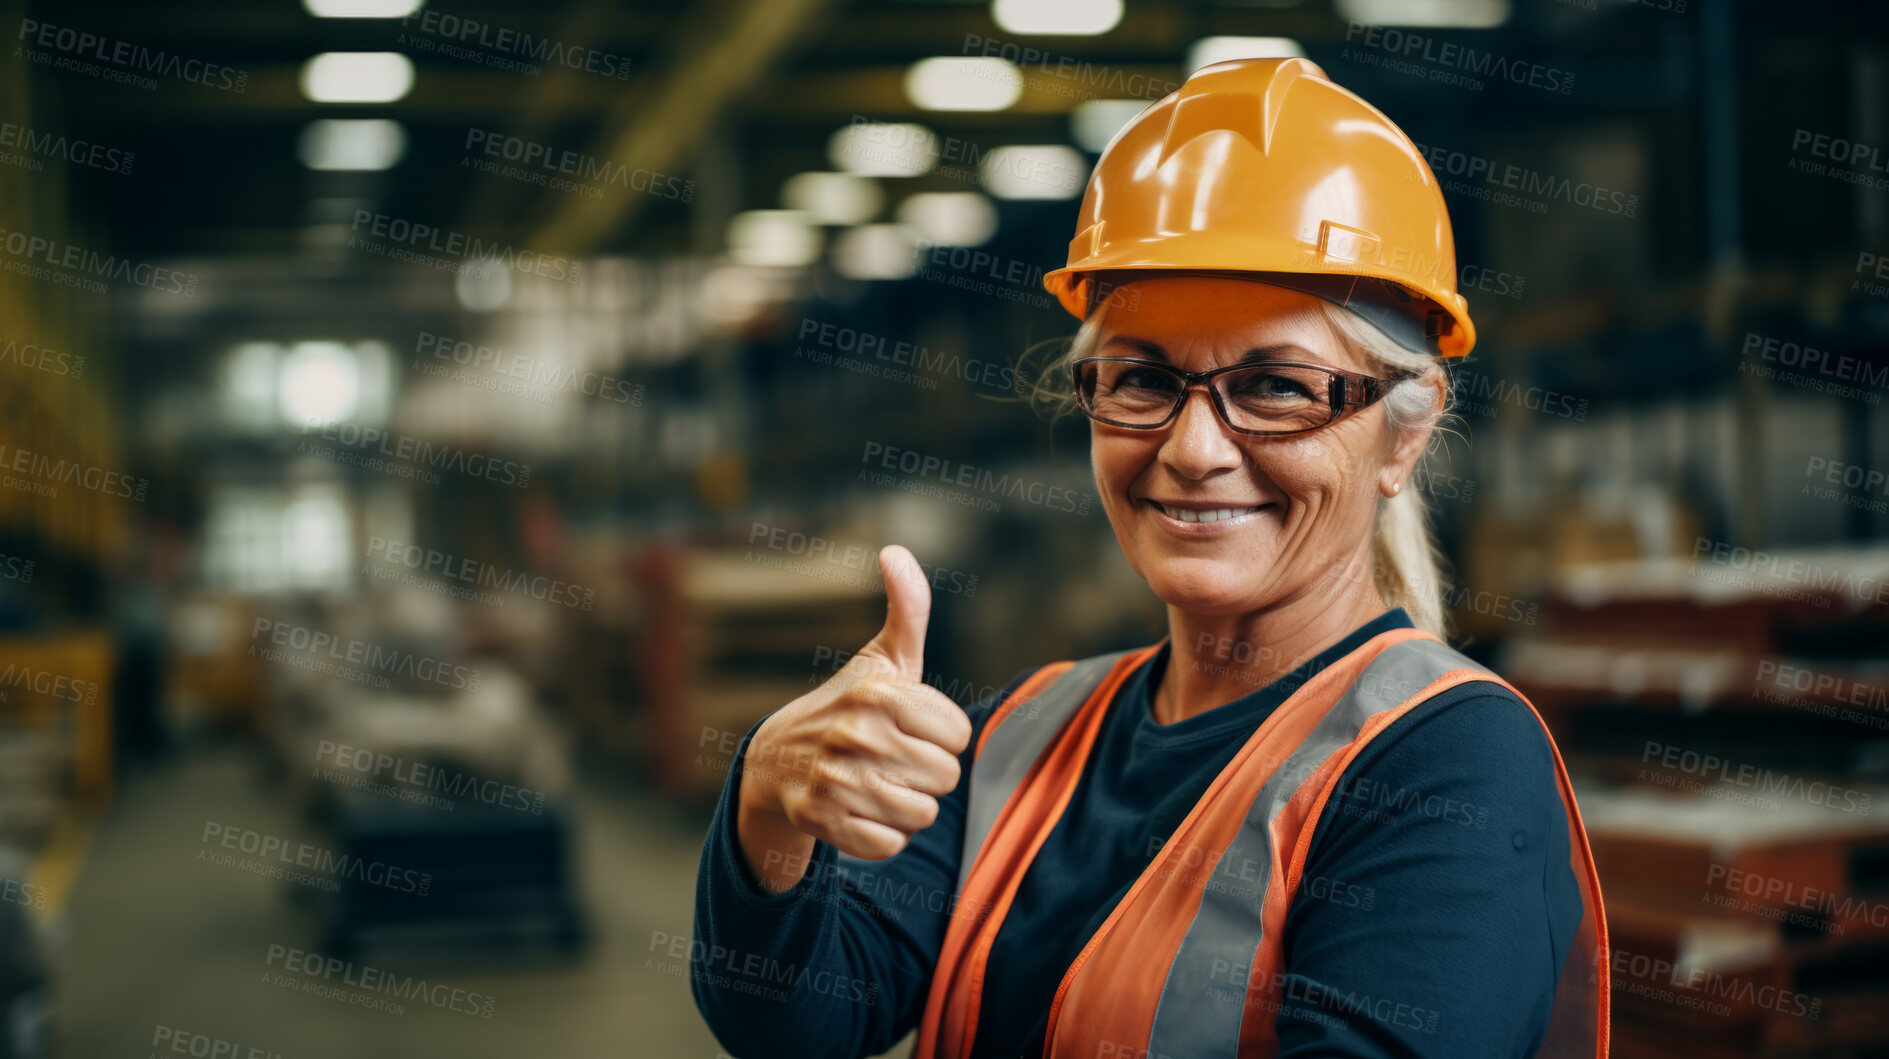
[692,57,1608,1058]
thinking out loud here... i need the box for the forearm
[691,722,931,1059]
[690,670,1027,1058]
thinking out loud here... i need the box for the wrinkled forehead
[1090,275,1366,374]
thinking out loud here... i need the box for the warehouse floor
[44,740,913,1059]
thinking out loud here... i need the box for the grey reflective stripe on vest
[957,651,1139,896]
[1144,637,1485,1056]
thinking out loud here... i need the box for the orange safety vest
[916,626,1609,1059]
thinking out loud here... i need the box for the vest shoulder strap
[958,649,1139,895]
[957,636,1507,900]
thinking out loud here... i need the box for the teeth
[1154,502,1263,523]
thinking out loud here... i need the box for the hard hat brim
[1043,265,1475,359]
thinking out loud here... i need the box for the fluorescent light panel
[727,210,822,268]
[300,52,414,103]
[1336,0,1510,28]
[991,0,1124,36]
[905,57,1024,111]
[896,193,998,247]
[828,123,940,178]
[833,224,921,281]
[980,145,1086,200]
[302,0,425,16]
[1070,99,1148,153]
[298,119,407,170]
[783,172,884,225]
[1186,37,1305,74]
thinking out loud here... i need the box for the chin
[1142,562,1268,615]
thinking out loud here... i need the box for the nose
[1158,385,1244,479]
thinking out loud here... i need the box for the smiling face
[1087,274,1428,617]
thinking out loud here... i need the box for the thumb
[860,544,931,682]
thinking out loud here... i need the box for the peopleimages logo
[858,441,1094,515]
[1641,741,1873,815]
[263,944,496,1018]
[365,535,595,610]
[1410,141,1639,217]
[398,9,633,79]
[795,319,1023,393]
[298,421,532,488]
[414,331,644,405]
[462,129,693,202]
[0,661,96,703]
[1343,23,1575,95]
[0,339,83,378]
[150,1025,285,1059]
[0,442,148,501]
[0,121,133,175]
[0,228,198,295]
[200,821,431,895]
[315,739,547,814]
[1,875,47,910]
[959,33,1181,101]
[1788,129,1889,191]
[647,930,880,1007]
[15,18,250,93]
[348,209,583,284]
[251,618,482,692]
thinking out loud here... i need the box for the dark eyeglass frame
[1071,356,1416,438]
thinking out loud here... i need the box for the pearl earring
[1388,480,1402,496]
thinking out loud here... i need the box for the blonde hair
[1020,288,1458,639]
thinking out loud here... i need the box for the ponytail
[1372,475,1449,639]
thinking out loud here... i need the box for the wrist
[735,735,815,894]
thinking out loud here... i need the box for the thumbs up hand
[736,546,974,890]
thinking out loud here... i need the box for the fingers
[850,676,973,756]
[807,743,945,826]
[846,770,940,835]
[827,815,912,862]
[893,736,964,797]
[891,691,974,757]
[779,765,939,859]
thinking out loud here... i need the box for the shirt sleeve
[689,667,1039,1059]
[1272,683,1585,1059]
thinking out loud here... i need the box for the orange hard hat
[1043,57,1477,358]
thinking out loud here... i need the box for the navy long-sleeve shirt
[691,607,1584,1058]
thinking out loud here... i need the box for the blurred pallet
[1583,786,1889,1056]
[0,632,113,807]
[1606,901,1889,1057]
[1506,639,1889,721]
[0,729,64,851]
[1583,787,1889,931]
[562,613,645,762]
[635,542,885,800]
[312,789,583,962]
[166,594,266,732]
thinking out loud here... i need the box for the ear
[1378,371,1444,498]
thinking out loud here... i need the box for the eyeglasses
[1071,356,1412,437]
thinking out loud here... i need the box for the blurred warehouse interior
[0,0,1887,1055]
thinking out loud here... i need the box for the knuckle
[804,760,846,798]
[912,794,940,829]
[825,719,873,756]
[945,715,973,753]
[780,793,820,832]
[855,825,904,861]
[848,675,895,710]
